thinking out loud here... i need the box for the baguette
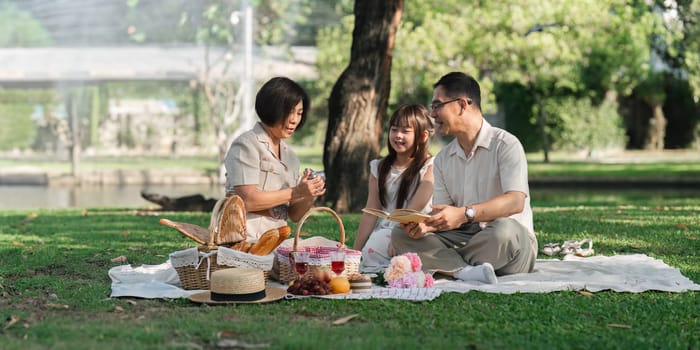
[231,241,253,252]
[248,228,280,255]
[275,225,292,246]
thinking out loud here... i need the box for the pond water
[0,184,697,210]
[0,184,225,210]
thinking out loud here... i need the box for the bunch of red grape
[287,275,332,296]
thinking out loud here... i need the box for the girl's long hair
[378,104,434,209]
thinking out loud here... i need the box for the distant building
[0,46,317,89]
[103,98,183,154]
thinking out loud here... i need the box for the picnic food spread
[164,205,373,295]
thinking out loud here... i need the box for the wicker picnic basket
[169,246,275,290]
[274,207,361,284]
[160,195,247,246]
[165,195,274,290]
[169,246,222,290]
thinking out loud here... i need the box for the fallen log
[140,191,218,212]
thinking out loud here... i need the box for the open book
[361,208,431,224]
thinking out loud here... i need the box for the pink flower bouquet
[384,252,434,288]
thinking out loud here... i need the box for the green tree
[0,90,58,151]
[301,15,353,146]
[0,2,51,46]
[0,103,35,150]
[388,0,663,155]
[681,0,700,97]
[0,2,51,150]
[124,0,203,43]
[548,93,626,154]
[661,0,700,148]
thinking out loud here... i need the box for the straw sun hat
[189,268,286,304]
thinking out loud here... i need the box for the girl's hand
[400,221,433,239]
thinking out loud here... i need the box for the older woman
[223,77,325,239]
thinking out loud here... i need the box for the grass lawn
[1,191,699,349]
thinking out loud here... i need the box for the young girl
[354,104,434,273]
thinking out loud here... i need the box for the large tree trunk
[323,0,404,213]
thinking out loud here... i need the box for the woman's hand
[292,169,326,201]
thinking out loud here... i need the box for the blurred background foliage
[0,0,698,157]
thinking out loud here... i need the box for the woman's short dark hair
[255,77,309,129]
[433,72,481,110]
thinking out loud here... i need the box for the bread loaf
[232,241,254,253]
[248,228,280,255]
[275,225,292,246]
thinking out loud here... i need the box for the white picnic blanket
[436,254,700,294]
[108,260,205,299]
[108,254,700,301]
[281,285,442,301]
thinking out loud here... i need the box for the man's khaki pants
[391,217,536,276]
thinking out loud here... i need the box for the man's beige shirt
[224,122,300,239]
[433,120,536,247]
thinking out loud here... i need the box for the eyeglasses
[430,98,461,111]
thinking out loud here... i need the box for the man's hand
[425,204,467,232]
[400,204,470,239]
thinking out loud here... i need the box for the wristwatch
[465,206,476,223]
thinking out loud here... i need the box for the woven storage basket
[274,207,361,284]
[170,246,222,290]
[167,196,273,290]
[170,247,274,290]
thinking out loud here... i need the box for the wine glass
[292,251,310,279]
[329,250,345,277]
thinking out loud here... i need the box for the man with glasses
[391,72,537,283]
